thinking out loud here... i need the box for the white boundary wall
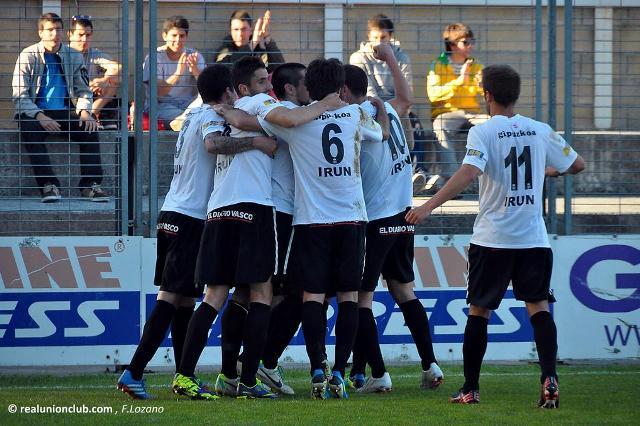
[0,235,638,366]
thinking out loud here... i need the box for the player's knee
[468,304,491,319]
[357,291,374,308]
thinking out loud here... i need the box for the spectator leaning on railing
[143,16,205,128]
[425,22,489,194]
[68,15,121,130]
[12,12,107,203]
[214,9,285,73]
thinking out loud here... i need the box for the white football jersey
[360,101,413,221]
[270,100,296,215]
[207,93,282,212]
[463,114,578,248]
[161,105,222,219]
[259,103,383,225]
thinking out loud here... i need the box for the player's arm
[205,132,276,157]
[264,93,346,128]
[546,155,586,177]
[373,43,414,117]
[213,105,262,132]
[406,164,481,224]
[368,96,390,141]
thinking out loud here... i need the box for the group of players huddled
[116,43,443,401]
[116,36,585,408]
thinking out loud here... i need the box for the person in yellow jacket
[424,23,489,191]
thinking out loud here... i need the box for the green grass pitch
[0,363,638,425]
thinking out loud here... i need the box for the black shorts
[272,211,298,296]
[288,222,365,295]
[195,202,276,287]
[361,210,415,292]
[154,210,205,297]
[466,243,555,310]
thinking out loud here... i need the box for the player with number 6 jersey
[259,58,382,400]
[406,65,585,408]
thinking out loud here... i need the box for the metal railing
[0,0,638,237]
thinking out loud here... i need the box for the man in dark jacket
[214,10,284,73]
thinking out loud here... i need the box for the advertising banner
[1,235,638,366]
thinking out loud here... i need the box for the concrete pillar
[594,8,613,129]
[324,5,343,61]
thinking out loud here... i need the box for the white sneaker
[425,174,442,191]
[412,171,427,193]
[357,372,393,393]
[421,362,444,390]
[257,365,295,395]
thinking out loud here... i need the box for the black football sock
[462,315,489,392]
[399,298,437,370]
[178,302,218,377]
[171,305,194,372]
[320,301,329,361]
[220,300,247,378]
[351,312,367,376]
[240,302,271,386]
[333,301,359,378]
[302,301,326,373]
[129,300,176,380]
[359,307,386,378]
[128,300,176,380]
[530,311,558,382]
[262,295,302,369]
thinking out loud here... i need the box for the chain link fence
[0,0,638,236]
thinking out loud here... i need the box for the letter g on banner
[570,245,640,313]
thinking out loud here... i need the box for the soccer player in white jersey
[174,57,343,400]
[259,58,383,399]
[213,61,345,397]
[406,65,585,407]
[341,41,444,394]
[117,65,247,400]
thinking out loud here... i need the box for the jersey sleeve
[251,93,282,119]
[257,116,293,143]
[462,126,489,172]
[201,109,226,139]
[358,106,383,143]
[544,125,578,173]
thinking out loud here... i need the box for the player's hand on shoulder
[319,93,347,111]
[253,136,277,157]
[213,104,233,116]
[368,96,385,111]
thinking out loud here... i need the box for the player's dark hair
[271,63,306,100]
[443,22,473,52]
[230,9,252,27]
[482,65,520,107]
[39,12,63,30]
[343,64,368,98]
[198,64,233,103]
[162,15,189,35]
[305,58,344,101]
[232,56,267,94]
[367,14,394,33]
